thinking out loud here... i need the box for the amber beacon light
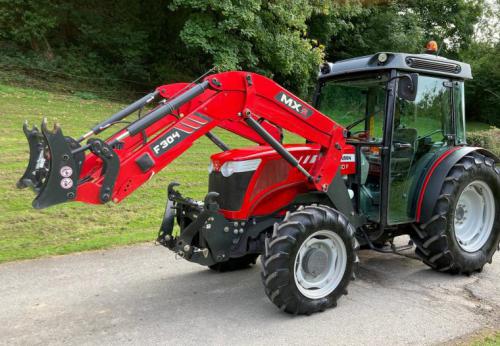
[425,40,438,54]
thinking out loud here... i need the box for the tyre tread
[261,205,356,315]
[411,151,500,274]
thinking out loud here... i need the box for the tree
[0,0,57,57]
[325,0,484,61]
[460,41,500,126]
[169,0,361,96]
[458,0,500,126]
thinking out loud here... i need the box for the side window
[395,75,452,146]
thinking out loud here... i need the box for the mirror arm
[387,74,414,91]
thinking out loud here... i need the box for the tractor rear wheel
[261,205,357,315]
[411,152,500,274]
[209,254,259,272]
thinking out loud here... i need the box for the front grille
[405,56,461,74]
[208,171,254,210]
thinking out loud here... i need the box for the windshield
[316,74,388,139]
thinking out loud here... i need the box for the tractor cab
[315,50,471,227]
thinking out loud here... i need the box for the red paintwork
[415,146,462,221]
[210,144,357,219]
[73,71,348,219]
[340,145,356,175]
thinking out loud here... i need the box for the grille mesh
[406,57,461,74]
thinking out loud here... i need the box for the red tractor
[18,50,500,315]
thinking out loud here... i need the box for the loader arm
[19,71,345,209]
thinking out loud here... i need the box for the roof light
[426,40,438,54]
[320,62,331,74]
[377,53,388,63]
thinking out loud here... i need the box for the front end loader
[18,49,500,315]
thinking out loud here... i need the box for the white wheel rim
[454,180,496,253]
[293,230,347,299]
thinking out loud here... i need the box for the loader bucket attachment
[17,119,84,209]
[17,122,47,191]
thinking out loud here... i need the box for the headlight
[220,159,261,177]
[208,161,214,173]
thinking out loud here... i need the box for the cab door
[315,73,389,223]
[387,74,454,224]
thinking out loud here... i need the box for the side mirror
[397,73,418,101]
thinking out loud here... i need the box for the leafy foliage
[325,0,484,61]
[0,0,498,123]
[467,128,500,156]
[0,0,57,54]
[169,0,361,95]
[460,42,500,126]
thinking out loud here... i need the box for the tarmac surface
[0,241,499,345]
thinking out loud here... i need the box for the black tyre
[261,205,357,315]
[209,254,259,272]
[411,152,500,274]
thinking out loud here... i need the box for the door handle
[394,142,412,149]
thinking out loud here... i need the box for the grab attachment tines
[17,119,85,209]
[17,121,48,191]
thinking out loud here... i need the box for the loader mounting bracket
[87,138,120,203]
[157,183,238,266]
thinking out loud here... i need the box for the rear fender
[416,146,499,224]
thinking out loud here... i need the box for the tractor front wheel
[261,205,357,315]
[412,152,500,274]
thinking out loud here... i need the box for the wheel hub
[454,180,495,253]
[302,248,328,277]
[294,230,348,299]
[455,204,466,222]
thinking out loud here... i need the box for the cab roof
[319,52,472,80]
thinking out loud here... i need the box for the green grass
[0,84,253,263]
[0,84,494,263]
[470,331,500,346]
